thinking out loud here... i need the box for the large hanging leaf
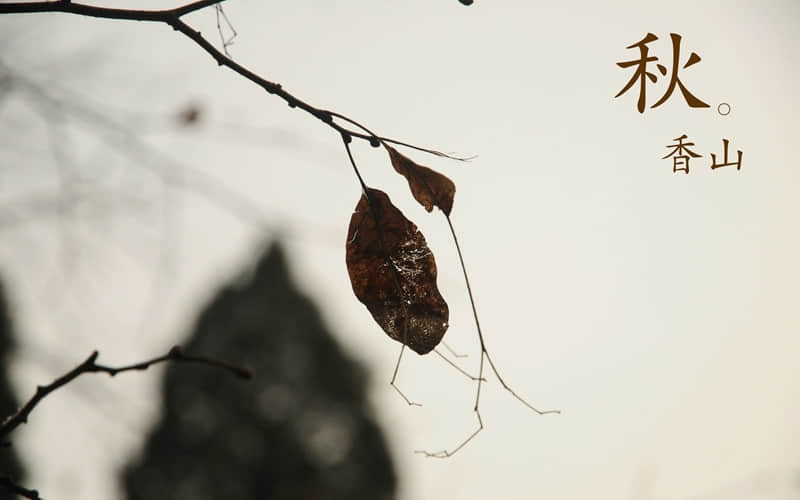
[345,188,449,355]
[385,145,456,216]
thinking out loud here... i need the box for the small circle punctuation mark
[718,102,731,116]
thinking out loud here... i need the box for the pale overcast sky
[1,1,799,499]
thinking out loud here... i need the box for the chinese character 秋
[616,33,710,113]
[663,134,702,173]
[710,138,742,170]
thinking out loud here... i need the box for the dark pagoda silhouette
[122,242,396,500]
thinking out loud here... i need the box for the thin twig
[214,4,237,57]
[327,111,475,161]
[328,111,475,161]
[381,137,477,162]
[441,340,468,358]
[390,344,420,407]
[416,215,560,458]
[0,346,250,438]
[433,348,483,381]
[415,409,484,458]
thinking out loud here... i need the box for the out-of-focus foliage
[0,278,25,500]
[122,242,396,500]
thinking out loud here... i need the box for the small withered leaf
[385,145,456,216]
[345,188,449,355]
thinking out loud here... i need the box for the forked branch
[0,346,250,439]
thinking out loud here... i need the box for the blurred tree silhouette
[0,278,25,500]
[122,242,396,500]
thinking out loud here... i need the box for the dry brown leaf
[345,188,449,355]
[386,145,455,216]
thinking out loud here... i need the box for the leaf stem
[342,136,369,196]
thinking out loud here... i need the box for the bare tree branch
[0,346,250,439]
[0,0,467,160]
